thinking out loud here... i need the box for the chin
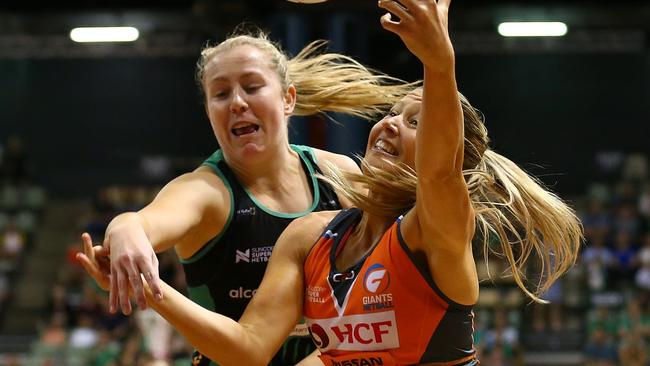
[235,142,266,158]
[364,153,396,170]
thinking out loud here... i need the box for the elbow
[416,151,463,182]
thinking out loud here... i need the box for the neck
[225,144,300,189]
[349,212,394,254]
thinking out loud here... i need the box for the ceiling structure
[0,0,648,58]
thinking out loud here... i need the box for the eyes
[210,84,263,100]
[385,109,418,127]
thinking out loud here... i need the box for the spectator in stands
[617,299,650,339]
[484,308,520,361]
[0,219,25,272]
[68,313,99,350]
[583,327,618,366]
[617,328,647,366]
[42,283,76,328]
[634,233,650,303]
[609,230,639,288]
[613,202,643,239]
[88,329,121,366]
[582,232,614,291]
[581,198,612,241]
[37,312,68,365]
[638,182,650,219]
[587,305,619,340]
[621,153,648,182]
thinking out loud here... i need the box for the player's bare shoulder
[310,148,360,175]
[279,210,340,257]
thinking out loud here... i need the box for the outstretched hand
[104,215,164,315]
[76,233,111,291]
[378,0,454,72]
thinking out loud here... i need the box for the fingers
[76,253,110,290]
[378,0,413,23]
[109,266,119,313]
[109,255,161,314]
[116,268,133,315]
[95,245,110,257]
[81,233,95,261]
[123,259,147,310]
[145,253,164,302]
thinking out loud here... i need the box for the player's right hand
[105,213,164,314]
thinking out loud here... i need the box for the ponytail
[324,92,583,303]
[467,150,583,302]
[288,41,418,119]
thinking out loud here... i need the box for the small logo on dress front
[362,264,394,311]
[235,246,273,264]
[236,207,256,216]
[363,264,390,293]
[235,249,250,263]
[307,285,327,304]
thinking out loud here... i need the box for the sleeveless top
[182,144,341,366]
[303,208,478,366]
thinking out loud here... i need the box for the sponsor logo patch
[290,323,311,337]
[236,206,256,216]
[307,285,328,304]
[235,246,273,264]
[235,249,250,263]
[363,264,390,294]
[306,311,400,352]
[362,264,393,311]
[228,287,257,299]
[320,352,396,366]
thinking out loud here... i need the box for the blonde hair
[196,30,417,120]
[324,92,583,303]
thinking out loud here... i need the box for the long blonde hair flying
[196,30,418,120]
[324,92,583,303]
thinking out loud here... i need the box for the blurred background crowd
[1,0,649,365]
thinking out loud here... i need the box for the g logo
[308,323,330,349]
[364,264,390,294]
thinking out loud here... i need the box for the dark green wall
[1,51,648,196]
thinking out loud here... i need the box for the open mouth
[232,123,260,137]
[372,139,398,156]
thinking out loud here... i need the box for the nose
[380,115,400,136]
[229,88,248,114]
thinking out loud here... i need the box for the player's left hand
[76,232,111,291]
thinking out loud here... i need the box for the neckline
[328,211,383,275]
[239,145,320,218]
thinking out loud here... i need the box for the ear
[283,84,297,115]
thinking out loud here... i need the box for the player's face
[365,90,421,171]
[202,44,295,162]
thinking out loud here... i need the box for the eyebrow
[208,71,264,84]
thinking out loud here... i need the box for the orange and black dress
[304,208,478,366]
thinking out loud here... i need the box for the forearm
[144,281,270,366]
[106,209,183,254]
[417,67,463,179]
[105,212,154,247]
